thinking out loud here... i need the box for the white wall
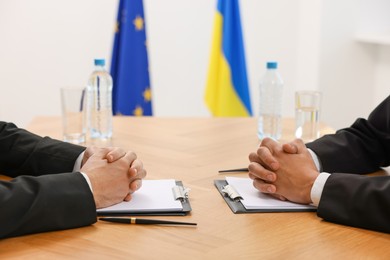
[318,0,375,128]
[374,47,390,104]
[318,0,390,128]
[0,0,117,126]
[0,0,389,130]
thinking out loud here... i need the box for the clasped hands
[80,147,146,209]
[78,138,319,209]
[248,138,320,205]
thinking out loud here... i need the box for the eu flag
[111,0,152,116]
[204,0,252,117]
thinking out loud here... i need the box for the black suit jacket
[0,122,97,239]
[307,95,390,233]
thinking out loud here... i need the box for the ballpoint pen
[99,217,197,226]
[218,167,249,173]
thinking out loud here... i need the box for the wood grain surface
[0,116,388,259]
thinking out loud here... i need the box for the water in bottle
[257,61,284,140]
[86,59,113,140]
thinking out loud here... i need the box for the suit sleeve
[306,95,390,174]
[306,96,390,233]
[0,121,96,238]
[0,173,97,238]
[0,121,86,176]
[317,173,390,233]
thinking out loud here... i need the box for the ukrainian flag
[111,0,152,116]
[205,0,252,117]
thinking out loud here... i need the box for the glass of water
[295,91,322,142]
[60,87,87,144]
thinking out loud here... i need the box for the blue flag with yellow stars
[111,0,152,116]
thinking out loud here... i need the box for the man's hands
[248,138,319,204]
[81,147,147,209]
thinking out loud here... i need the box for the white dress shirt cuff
[310,172,331,206]
[73,151,93,193]
[308,149,321,172]
[79,172,93,193]
[308,149,330,206]
[73,152,84,172]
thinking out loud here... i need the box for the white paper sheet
[226,177,315,210]
[97,179,183,213]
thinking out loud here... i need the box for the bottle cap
[266,62,277,69]
[94,59,105,66]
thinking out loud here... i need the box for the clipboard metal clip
[172,185,190,202]
[221,185,243,202]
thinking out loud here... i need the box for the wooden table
[0,117,389,259]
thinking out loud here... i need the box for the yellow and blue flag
[205,0,252,116]
[111,0,152,116]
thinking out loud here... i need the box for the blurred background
[0,0,389,130]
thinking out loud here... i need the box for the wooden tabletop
[0,116,389,259]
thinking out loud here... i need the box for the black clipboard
[214,179,317,214]
[97,181,192,216]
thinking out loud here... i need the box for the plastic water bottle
[257,61,284,140]
[86,59,113,140]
